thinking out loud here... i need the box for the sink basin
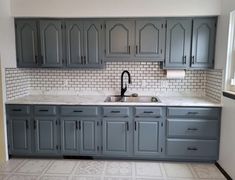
[104,95,160,103]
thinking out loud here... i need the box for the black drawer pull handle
[26,120,29,129]
[110,111,120,113]
[79,121,81,130]
[76,121,78,129]
[187,112,199,115]
[187,128,198,131]
[126,122,129,131]
[73,110,83,113]
[134,121,137,131]
[34,120,37,129]
[39,109,49,112]
[143,111,154,114]
[12,109,22,112]
[187,147,198,151]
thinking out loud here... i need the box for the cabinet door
[15,20,39,67]
[135,20,165,59]
[61,118,79,154]
[105,21,134,58]
[40,20,63,67]
[103,118,131,156]
[134,118,163,156]
[165,19,192,69]
[65,21,84,67]
[191,18,216,69]
[83,21,104,67]
[80,118,99,155]
[8,117,31,154]
[34,117,58,154]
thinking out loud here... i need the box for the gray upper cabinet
[8,117,31,154]
[135,20,165,59]
[134,118,163,157]
[40,20,64,67]
[165,19,192,69]
[65,21,84,67]
[105,20,134,58]
[83,21,104,67]
[34,117,58,154]
[191,18,216,69]
[15,20,39,67]
[103,118,131,156]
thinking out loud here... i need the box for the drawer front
[135,107,163,117]
[61,106,99,116]
[7,105,30,115]
[167,107,220,118]
[103,107,130,117]
[167,139,218,157]
[167,119,219,139]
[34,106,57,116]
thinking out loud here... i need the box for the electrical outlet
[160,80,168,88]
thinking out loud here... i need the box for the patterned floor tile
[191,163,226,179]
[74,160,105,176]
[45,160,77,175]
[163,163,194,178]
[0,159,24,173]
[72,176,102,180]
[0,174,9,180]
[40,175,69,180]
[105,161,132,176]
[7,174,39,180]
[104,177,133,180]
[15,159,51,174]
[135,162,163,177]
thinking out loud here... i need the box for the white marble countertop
[6,95,222,107]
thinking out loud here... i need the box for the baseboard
[215,162,233,180]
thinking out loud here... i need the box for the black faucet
[121,70,132,97]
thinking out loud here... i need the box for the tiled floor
[0,158,226,180]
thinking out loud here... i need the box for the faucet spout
[121,70,132,97]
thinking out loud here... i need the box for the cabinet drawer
[167,119,219,139]
[61,106,99,116]
[103,107,130,117]
[7,105,30,115]
[167,107,220,118]
[134,107,163,117]
[167,139,218,157]
[34,106,57,116]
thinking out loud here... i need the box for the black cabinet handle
[126,122,129,131]
[143,111,154,114]
[136,45,138,54]
[84,56,86,64]
[187,147,198,151]
[128,46,131,54]
[187,128,198,131]
[182,56,187,64]
[187,112,199,115]
[35,56,38,64]
[34,120,37,129]
[26,120,29,129]
[73,110,83,113]
[79,121,81,130]
[12,109,22,112]
[134,121,137,131]
[39,109,49,112]
[110,111,120,113]
[191,56,195,64]
[76,121,78,129]
[81,56,83,64]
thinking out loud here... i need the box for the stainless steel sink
[104,95,160,103]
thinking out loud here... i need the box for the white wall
[11,0,221,17]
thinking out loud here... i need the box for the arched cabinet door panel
[40,20,63,67]
[165,19,192,69]
[135,20,165,60]
[191,18,216,69]
[105,20,134,58]
[84,21,104,68]
[15,20,39,67]
[65,21,84,67]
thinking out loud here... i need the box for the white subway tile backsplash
[5,62,223,101]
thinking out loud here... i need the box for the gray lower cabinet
[191,18,216,69]
[103,118,131,156]
[165,19,192,69]
[40,20,64,67]
[15,20,39,67]
[134,118,163,157]
[34,117,59,154]
[8,117,31,154]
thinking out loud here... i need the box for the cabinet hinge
[161,147,163,152]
